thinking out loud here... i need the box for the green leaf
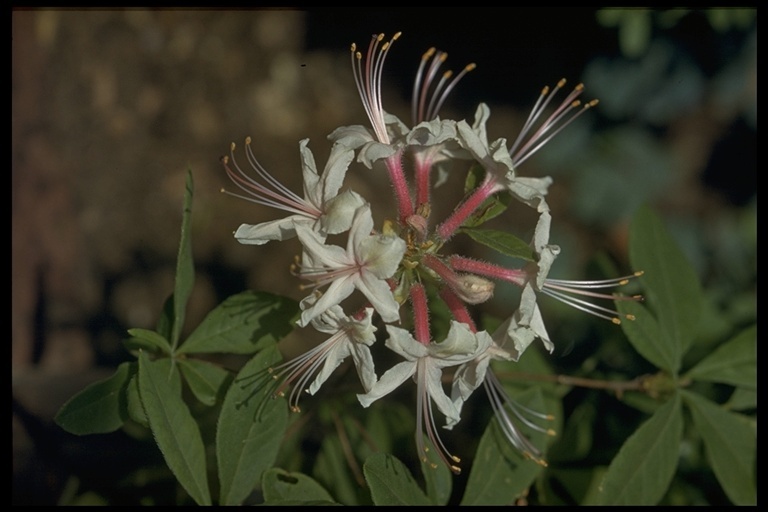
[171,169,196,350]
[628,205,703,373]
[461,166,512,228]
[725,387,756,411]
[461,387,549,505]
[137,352,211,505]
[125,370,148,427]
[262,469,337,504]
[682,390,756,505]
[616,299,675,371]
[55,362,131,435]
[178,291,299,355]
[458,227,535,261]
[123,328,172,356]
[684,324,756,389]
[589,392,683,505]
[217,346,289,505]
[178,359,231,406]
[363,453,431,505]
[420,438,452,505]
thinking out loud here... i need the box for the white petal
[295,223,349,268]
[384,326,428,360]
[298,276,355,327]
[307,341,352,396]
[357,233,406,279]
[319,142,356,200]
[357,360,416,407]
[298,139,321,205]
[327,124,375,150]
[321,190,366,235]
[423,362,461,425]
[234,216,306,245]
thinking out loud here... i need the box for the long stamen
[269,331,346,412]
[412,47,476,125]
[483,370,555,466]
[351,32,401,144]
[509,79,598,168]
[221,140,321,218]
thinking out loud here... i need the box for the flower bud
[452,274,495,304]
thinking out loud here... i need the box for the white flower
[357,321,492,473]
[225,138,365,245]
[295,204,406,327]
[269,300,378,412]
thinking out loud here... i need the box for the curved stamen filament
[509,79,598,168]
[483,370,554,466]
[412,47,476,125]
[269,332,346,412]
[221,139,322,218]
[351,32,401,144]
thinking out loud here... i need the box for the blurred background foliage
[12,8,755,505]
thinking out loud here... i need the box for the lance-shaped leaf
[458,227,535,261]
[138,352,211,505]
[178,359,231,406]
[363,453,431,506]
[684,324,756,389]
[55,362,132,435]
[682,390,756,505]
[123,328,172,356]
[262,469,337,505]
[217,345,289,505]
[178,291,299,355]
[616,299,675,371]
[171,169,195,350]
[628,205,703,373]
[589,392,682,505]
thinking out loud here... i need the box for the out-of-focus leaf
[262,468,336,504]
[123,328,171,356]
[171,170,195,350]
[628,205,703,373]
[55,362,131,435]
[682,390,756,505]
[685,324,756,389]
[461,386,549,505]
[363,453,430,505]
[725,388,756,411]
[178,359,231,406]
[178,291,299,355]
[138,352,211,505]
[312,415,364,506]
[217,345,288,505]
[589,392,682,505]
[459,227,535,261]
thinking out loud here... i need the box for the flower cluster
[222,32,641,474]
